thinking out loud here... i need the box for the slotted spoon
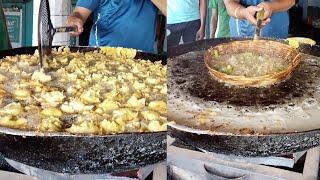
[38,0,77,67]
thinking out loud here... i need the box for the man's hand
[257,2,273,20]
[66,7,91,36]
[196,27,205,40]
[224,0,272,27]
[239,6,271,27]
[66,15,84,36]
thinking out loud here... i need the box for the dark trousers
[167,19,200,47]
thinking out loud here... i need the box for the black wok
[168,38,320,157]
[0,46,167,174]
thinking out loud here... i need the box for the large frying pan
[0,46,167,174]
[168,38,320,157]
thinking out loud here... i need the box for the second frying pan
[168,38,320,156]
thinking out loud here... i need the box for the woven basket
[204,40,301,87]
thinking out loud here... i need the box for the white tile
[49,0,71,16]
[52,32,70,44]
[34,0,71,16]
[33,0,72,47]
[32,40,38,46]
[51,15,68,27]
[33,0,40,15]
[32,15,39,43]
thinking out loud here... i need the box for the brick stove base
[167,136,320,180]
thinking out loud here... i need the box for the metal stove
[167,136,320,180]
[0,156,166,180]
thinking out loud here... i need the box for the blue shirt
[76,0,157,53]
[167,0,200,24]
[229,0,289,39]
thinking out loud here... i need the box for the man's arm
[197,0,207,40]
[258,0,295,20]
[66,7,92,36]
[223,0,256,21]
[260,0,295,13]
[210,9,218,38]
[223,0,269,26]
[151,0,167,16]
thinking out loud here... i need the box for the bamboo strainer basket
[204,40,302,87]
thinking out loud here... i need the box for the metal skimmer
[38,0,77,67]
[254,8,265,40]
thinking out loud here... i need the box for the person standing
[167,0,207,47]
[0,0,11,50]
[223,0,295,39]
[209,0,230,38]
[66,0,166,53]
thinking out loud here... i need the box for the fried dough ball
[0,88,6,105]
[80,89,100,104]
[100,119,123,134]
[41,108,63,117]
[13,89,31,101]
[32,69,52,83]
[38,91,65,107]
[38,117,63,132]
[0,74,6,82]
[148,101,166,115]
[0,61,11,71]
[126,95,145,109]
[60,99,94,113]
[0,103,23,116]
[0,115,27,129]
[98,99,119,113]
[112,108,139,127]
[147,120,163,132]
[66,118,99,134]
[141,110,162,122]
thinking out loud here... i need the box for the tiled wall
[32,0,71,46]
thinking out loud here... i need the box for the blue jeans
[167,19,200,47]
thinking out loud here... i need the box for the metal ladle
[253,8,265,40]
